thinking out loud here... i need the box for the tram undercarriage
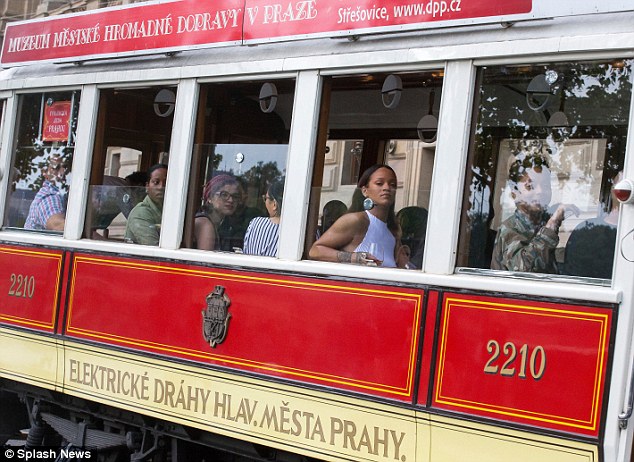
[1,380,317,462]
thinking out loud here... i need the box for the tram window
[306,71,442,269]
[84,86,176,244]
[458,59,632,280]
[4,91,80,233]
[182,79,295,256]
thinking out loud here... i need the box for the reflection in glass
[85,87,176,242]
[184,79,295,255]
[458,60,632,280]
[190,144,287,252]
[5,91,80,232]
[306,71,443,269]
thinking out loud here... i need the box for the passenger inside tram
[24,152,68,232]
[124,163,167,246]
[305,71,440,267]
[182,79,293,252]
[490,150,579,273]
[83,86,176,241]
[316,200,347,239]
[194,174,242,251]
[458,59,631,280]
[309,164,410,268]
[216,177,264,252]
[563,170,622,279]
[397,205,428,269]
[243,180,285,257]
[88,171,147,240]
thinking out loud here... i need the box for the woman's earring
[363,197,374,211]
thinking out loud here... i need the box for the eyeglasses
[215,191,241,201]
[262,195,274,203]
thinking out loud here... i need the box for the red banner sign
[432,293,613,437]
[1,0,244,66]
[1,0,535,66]
[242,0,531,41]
[43,101,72,142]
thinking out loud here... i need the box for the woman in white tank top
[309,164,409,268]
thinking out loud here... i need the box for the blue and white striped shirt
[244,216,279,257]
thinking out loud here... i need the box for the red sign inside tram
[42,101,72,142]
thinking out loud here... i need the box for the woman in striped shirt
[244,180,284,257]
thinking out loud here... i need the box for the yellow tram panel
[0,328,60,392]
[61,341,420,462]
[428,415,599,462]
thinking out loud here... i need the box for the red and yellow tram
[0,1,633,461]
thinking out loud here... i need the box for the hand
[354,252,381,266]
[547,203,580,229]
[396,244,411,268]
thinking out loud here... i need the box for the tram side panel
[58,250,427,462]
[0,244,65,390]
[62,251,424,402]
[427,292,615,439]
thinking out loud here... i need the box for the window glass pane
[5,91,80,233]
[84,86,176,244]
[307,71,442,269]
[458,60,632,280]
[183,80,295,256]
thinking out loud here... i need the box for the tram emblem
[202,285,231,348]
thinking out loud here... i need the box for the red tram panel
[432,293,614,437]
[0,245,63,332]
[64,253,424,401]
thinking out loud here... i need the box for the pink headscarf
[202,174,238,201]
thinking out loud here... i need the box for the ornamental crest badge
[202,285,231,348]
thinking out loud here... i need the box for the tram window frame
[182,78,295,257]
[457,59,633,281]
[4,90,80,233]
[305,71,443,270]
[83,85,177,244]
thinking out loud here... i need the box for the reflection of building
[0,1,141,43]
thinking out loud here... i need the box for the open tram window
[182,79,295,256]
[4,91,80,233]
[306,71,442,269]
[84,86,176,244]
[457,59,633,280]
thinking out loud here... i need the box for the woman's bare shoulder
[332,211,368,230]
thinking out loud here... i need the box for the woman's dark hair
[348,164,399,234]
[321,200,347,233]
[146,163,168,181]
[356,164,396,189]
[268,180,284,207]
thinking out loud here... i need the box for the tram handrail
[618,367,634,429]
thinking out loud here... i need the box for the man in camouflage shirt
[491,152,578,273]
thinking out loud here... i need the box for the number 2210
[484,340,546,380]
[8,273,35,299]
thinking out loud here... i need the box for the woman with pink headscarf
[194,174,241,250]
